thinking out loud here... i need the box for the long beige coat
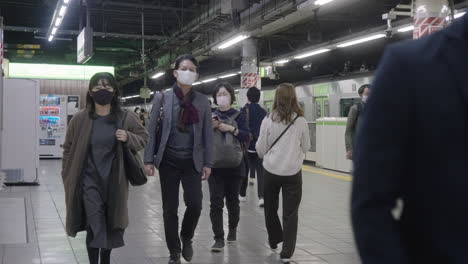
[62,109,148,237]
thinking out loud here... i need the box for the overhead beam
[102,1,196,13]
[4,26,167,40]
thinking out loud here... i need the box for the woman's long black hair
[86,72,122,116]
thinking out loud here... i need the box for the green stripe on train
[317,121,347,126]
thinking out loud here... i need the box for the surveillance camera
[385,29,393,38]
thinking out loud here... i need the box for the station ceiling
[0,0,466,101]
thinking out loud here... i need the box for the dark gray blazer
[144,89,213,172]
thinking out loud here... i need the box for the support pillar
[239,38,260,108]
[413,0,450,39]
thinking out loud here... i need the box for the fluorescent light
[238,71,242,74]
[64,0,70,3]
[202,78,218,83]
[217,34,250,49]
[455,12,466,19]
[193,82,202,86]
[51,27,58,35]
[275,59,290,64]
[315,0,335,5]
[219,73,237,79]
[447,11,466,20]
[294,49,331,59]
[55,17,63,27]
[123,95,139,100]
[58,5,67,16]
[398,25,414,32]
[336,34,386,48]
[48,35,54,42]
[151,72,165,79]
[150,91,155,95]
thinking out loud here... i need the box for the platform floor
[0,160,359,264]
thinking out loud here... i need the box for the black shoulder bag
[120,110,147,186]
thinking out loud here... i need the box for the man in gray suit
[144,54,213,264]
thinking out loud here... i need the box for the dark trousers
[264,169,302,258]
[240,152,264,198]
[239,153,249,197]
[208,167,242,240]
[159,154,202,255]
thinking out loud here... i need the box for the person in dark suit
[352,14,468,264]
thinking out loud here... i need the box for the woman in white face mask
[144,54,214,264]
[209,82,250,253]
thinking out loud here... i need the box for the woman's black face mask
[92,89,114,106]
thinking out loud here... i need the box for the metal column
[413,0,450,39]
[239,38,260,108]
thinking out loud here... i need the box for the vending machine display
[39,95,79,158]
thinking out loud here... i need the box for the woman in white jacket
[256,83,311,263]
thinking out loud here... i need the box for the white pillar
[239,38,260,108]
[413,0,450,39]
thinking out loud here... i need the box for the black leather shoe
[181,237,194,262]
[168,253,181,264]
[211,239,225,252]
[227,228,237,243]
[269,241,278,251]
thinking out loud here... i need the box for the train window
[340,98,361,117]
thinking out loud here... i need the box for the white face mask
[362,95,369,103]
[216,96,231,108]
[176,70,197,86]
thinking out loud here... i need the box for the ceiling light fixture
[447,11,466,21]
[294,49,331,59]
[315,0,335,6]
[275,59,290,64]
[151,72,165,79]
[47,0,72,42]
[193,82,202,86]
[58,5,67,16]
[55,17,63,27]
[202,78,218,83]
[336,34,386,48]
[398,25,414,32]
[219,73,237,79]
[217,34,250,50]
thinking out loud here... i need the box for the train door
[314,96,330,119]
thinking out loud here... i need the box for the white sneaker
[258,198,264,207]
[281,257,292,263]
[239,196,247,202]
[249,178,255,185]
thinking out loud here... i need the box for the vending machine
[39,95,80,159]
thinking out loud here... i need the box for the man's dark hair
[212,82,236,105]
[358,84,370,96]
[247,87,261,103]
[174,54,199,71]
[86,72,122,115]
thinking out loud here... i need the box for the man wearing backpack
[345,84,370,160]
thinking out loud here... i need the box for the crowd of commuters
[61,14,468,264]
[61,54,309,264]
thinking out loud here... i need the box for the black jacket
[352,15,468,264]
[242,103,267,151]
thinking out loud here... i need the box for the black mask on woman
[92,90,114,105]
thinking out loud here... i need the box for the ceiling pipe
[4,25,166,40]
[101,1,196,13]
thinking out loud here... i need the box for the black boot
[100,248,112,264]
[168,253,181,264]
